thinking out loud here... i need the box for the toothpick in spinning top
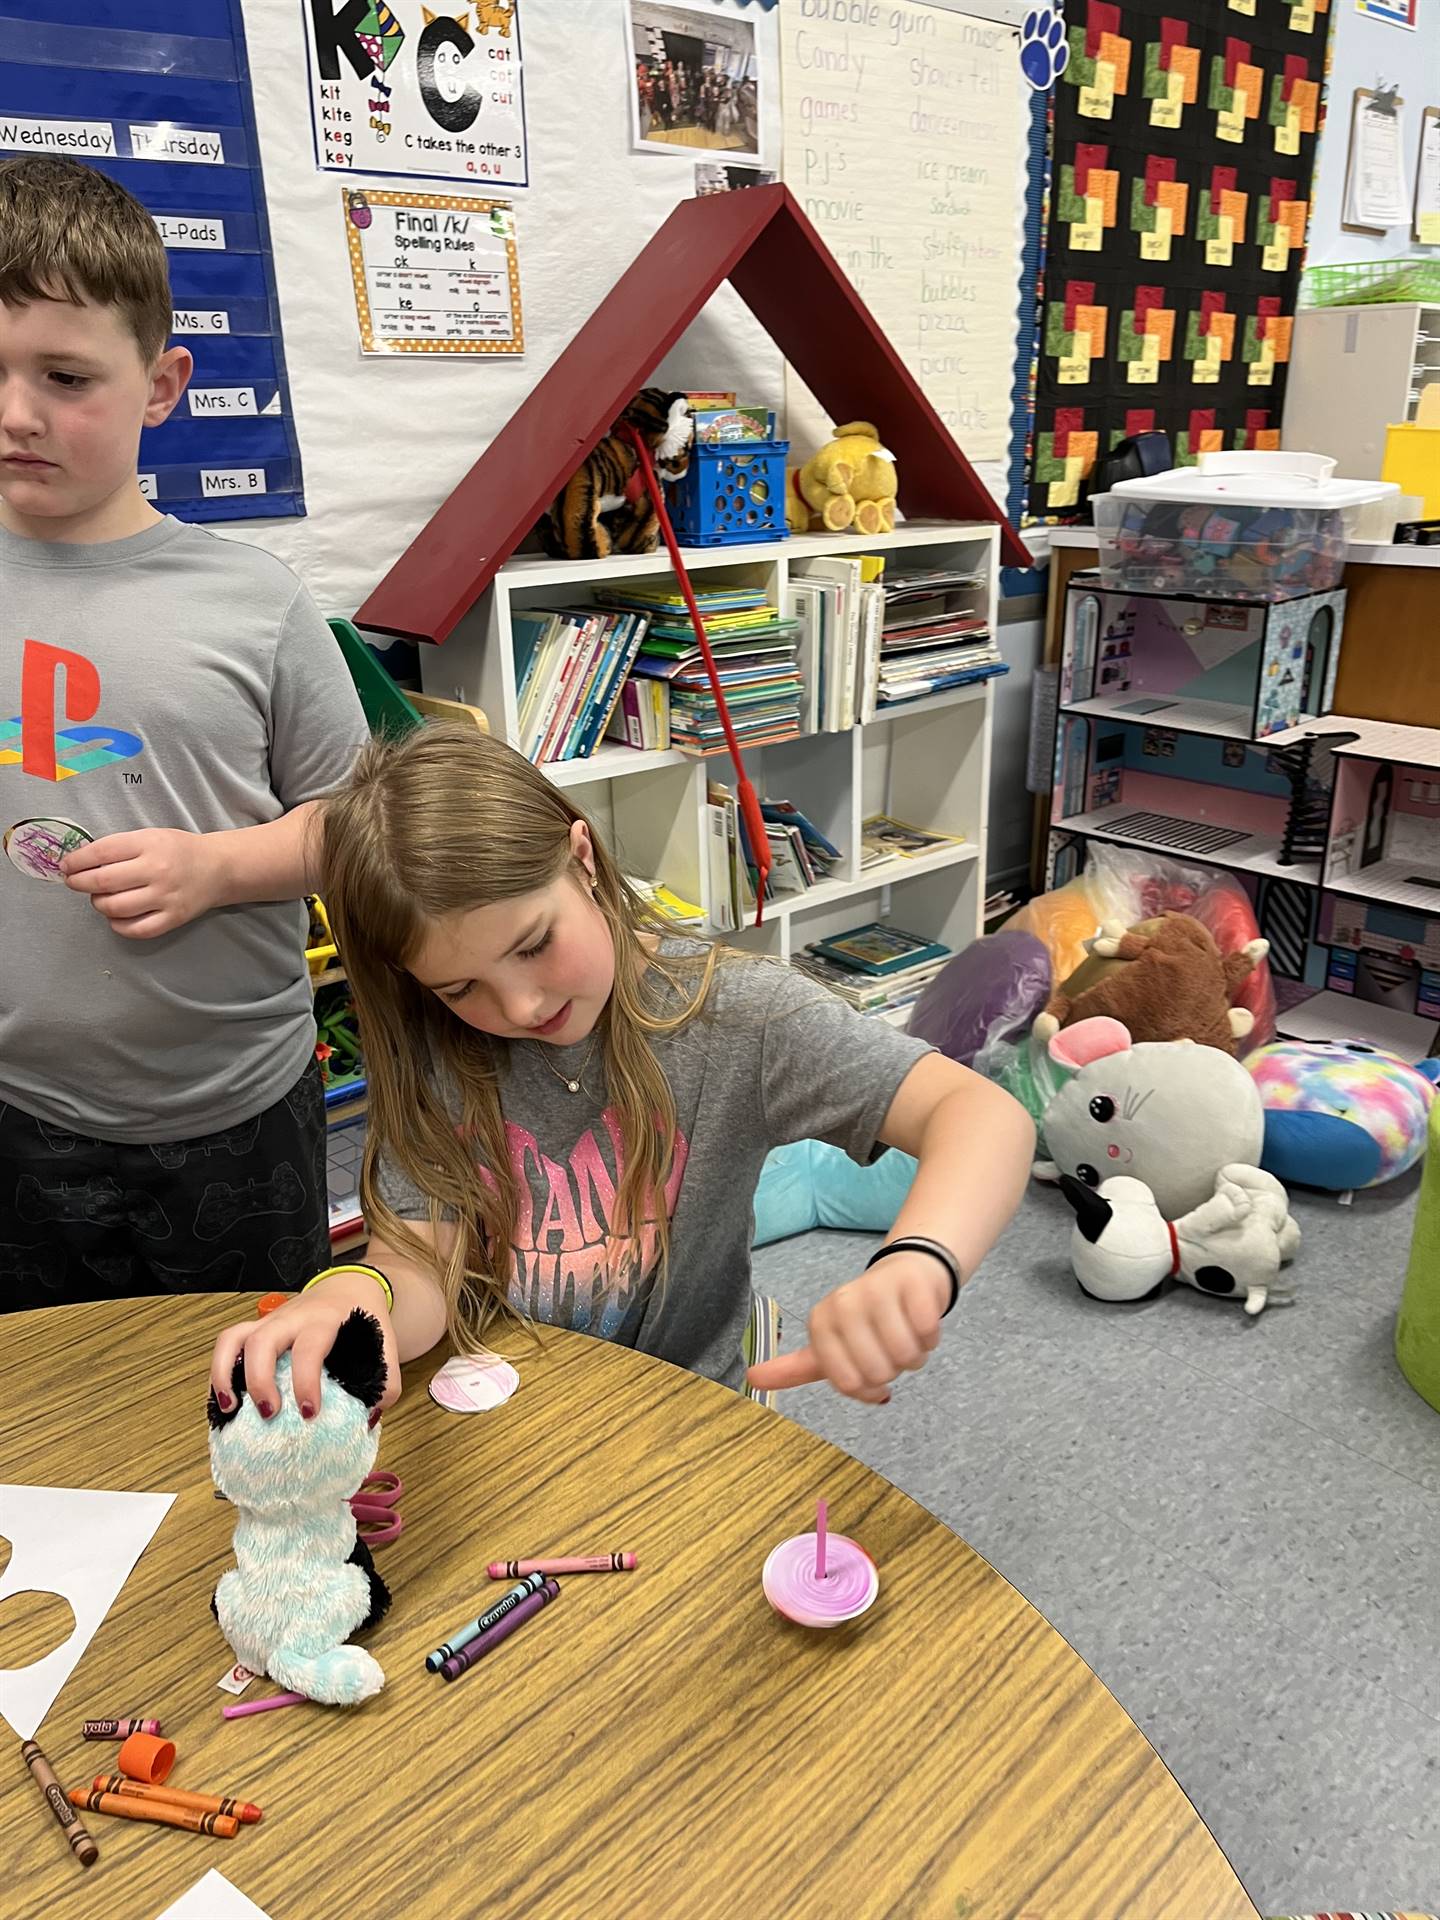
[761,1495,878,1628]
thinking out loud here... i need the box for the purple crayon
[426,1571,546,1672]
[440,1578,560,1682]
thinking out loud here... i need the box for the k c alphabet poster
[302,0,529,187]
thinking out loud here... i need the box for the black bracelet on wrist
[865,1236,962,1316]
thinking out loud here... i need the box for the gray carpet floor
[750,1173,1440,1918]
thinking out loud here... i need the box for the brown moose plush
[1033,913,1268,1057]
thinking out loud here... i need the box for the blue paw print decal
[1020,0,1070,91]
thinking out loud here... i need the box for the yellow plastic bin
[1383,387,1440,519]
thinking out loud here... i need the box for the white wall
[231,0,783,614]
[235,0,1047,883]
[1307,0,1440,266]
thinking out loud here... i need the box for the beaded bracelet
[302,1263,395,1312]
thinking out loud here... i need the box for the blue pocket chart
[0,0,305,522]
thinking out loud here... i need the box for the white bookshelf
[405,522,1001,967]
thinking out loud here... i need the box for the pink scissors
[349,1470,403,1548]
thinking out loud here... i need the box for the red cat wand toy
[620,420,772,924]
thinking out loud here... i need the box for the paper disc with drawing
[3,817,93,882]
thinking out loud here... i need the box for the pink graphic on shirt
[484,1108,689,1334]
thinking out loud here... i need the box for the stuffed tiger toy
[538,388,693,559]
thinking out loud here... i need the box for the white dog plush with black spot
[1059,1164,1299,1316]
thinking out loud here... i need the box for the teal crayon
[440,1578,560,1682]
[425,1572,546,1672]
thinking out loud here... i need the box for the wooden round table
[0,1296,1257,1920]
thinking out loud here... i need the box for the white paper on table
[154,1869,275,1919]
[0,1484,174,1739]
[1347,97,1408,227]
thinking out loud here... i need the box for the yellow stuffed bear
[786,422,898,536]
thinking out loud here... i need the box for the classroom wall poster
[302,0,528,186]
[0,0,304,522]
[1027,0,1329,520]
[779,1,1027,470]
[1354,0,1416,28]
[343,188,523,353]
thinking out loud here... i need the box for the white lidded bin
[1093,451,1397,600]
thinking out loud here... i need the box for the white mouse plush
[1058,1165,1300,1316]
[1033,1016,1265,1218]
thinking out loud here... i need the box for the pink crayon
[487,1553,636,1579]
[220,1691,308,1720]
[82,1717,162,1740]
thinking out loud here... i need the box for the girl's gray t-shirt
[0,515,367,1142]
[376,949,934,1390]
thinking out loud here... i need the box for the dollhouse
[1047,573,1440,1059]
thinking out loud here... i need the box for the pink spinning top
[762,1499,879,1629]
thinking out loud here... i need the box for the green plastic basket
[328,618,423,739]
[1303,257,1440,308]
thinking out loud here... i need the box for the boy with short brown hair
[0,155,368,1311]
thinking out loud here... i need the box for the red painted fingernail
[257,1399,274,1420]
[300,1401,315,1421]
[217,1391,234,1411]
[368,1407,382,1430]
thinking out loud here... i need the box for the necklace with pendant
[532,1032,600,1096]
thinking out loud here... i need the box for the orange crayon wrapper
[71,1787,239,1838]
[93,1774,262,1826]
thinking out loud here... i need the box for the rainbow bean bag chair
[1247,1038,1439,1192]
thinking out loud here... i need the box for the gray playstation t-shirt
[376,947,934,1389]
[0,515,368,1143]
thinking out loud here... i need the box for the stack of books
[789,554,884,731]
[627,874,704,931]
[601,584,802,756]
[704,780,754,932]
[759,798,843,899]
[514,606,650,765]
[860,812,966,871]
[606,676,670,752]
[793,922,953,1021]
[877,569,1005,708]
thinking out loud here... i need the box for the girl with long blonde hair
[210,725,1034,1421]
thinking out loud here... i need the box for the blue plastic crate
[668,438,790,547]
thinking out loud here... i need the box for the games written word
[303,0,528,187]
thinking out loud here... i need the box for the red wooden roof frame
[356,183,1031,645]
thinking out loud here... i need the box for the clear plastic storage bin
[1094,453,1395,601]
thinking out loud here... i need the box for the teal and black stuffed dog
[208,1308,390,1706]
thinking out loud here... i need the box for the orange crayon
[21,1740,98,1869]
[70,1786,239,1838]
[93,1774,262,1826]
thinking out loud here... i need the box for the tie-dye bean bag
[1247,1037,1440,1192]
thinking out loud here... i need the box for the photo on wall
[625,0,762,164]
[694,161,776,195]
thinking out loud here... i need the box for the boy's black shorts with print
[0,1060,332,1312]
